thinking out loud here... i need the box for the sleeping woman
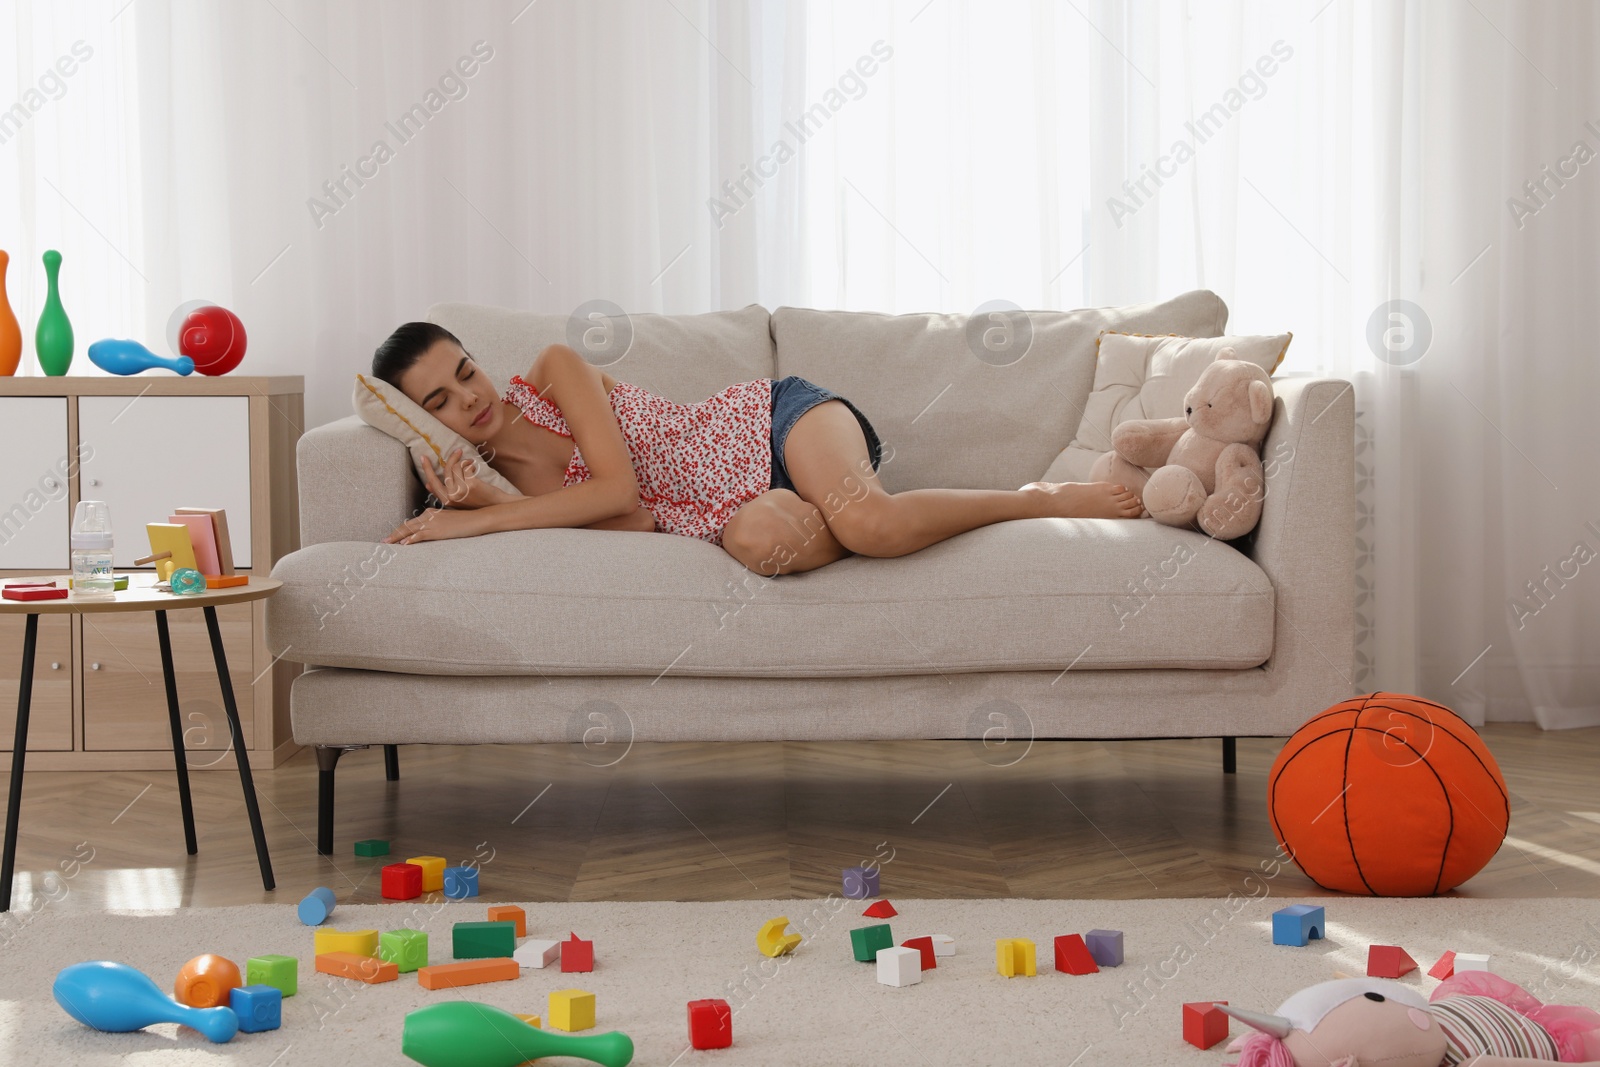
[374,321,1143,575]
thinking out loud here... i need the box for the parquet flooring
[2,725,1597,913]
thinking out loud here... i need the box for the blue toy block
[229,984,283,1033]
[443,866,480,899]
[1272,904,1325,947]
[297,886,337,926]
[842,865,880,899]
[1085,928,1124,967]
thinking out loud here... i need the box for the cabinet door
[0,397,73,570]
[81,604,254,752]
[0,614,73,751]
[77,395,252,568]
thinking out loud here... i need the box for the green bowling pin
[36,249,73,376]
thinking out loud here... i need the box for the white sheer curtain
[2,0,1595,726]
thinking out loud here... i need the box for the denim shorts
[769,375,884,494]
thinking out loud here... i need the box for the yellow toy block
[548,988,596,1032]
[315,928,379,957]
[996,937,1037,977]
[515,1014,542,1027]
[144,523,197,582]
[405,855,447,893]
[757,916,802,958]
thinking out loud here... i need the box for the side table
[1,573,282,911]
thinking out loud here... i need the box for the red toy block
[560,931,593,973]
[1428,950,1456,980]
[381,862,423,901]
[1053,934,1099,975]
[687,998,732,1050]
[1183,1001,1229,1050]
[901,936,936,971]
[3,586,68,600]
[862,900,897,918]
[1368,944,1418,979]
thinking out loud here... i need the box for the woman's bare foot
[1019,480,1144,519]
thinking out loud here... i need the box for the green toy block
[245,954,298,997]
[379,928,429,973]
[453,920,516,960]
[354,839,390,857]
[850,923,895,963]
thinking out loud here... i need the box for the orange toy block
[416,957,520,990]
[487,905,527,938]
[1428,950,1456,980]
[174,954,241,1008]
[315,952,398,984]
[1368,945,1418,979]
[201,574,248,588]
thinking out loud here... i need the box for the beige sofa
[265,291,1355,854]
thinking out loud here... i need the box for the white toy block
[1454,952,1493,973]
[876,946,923,987]
[929,934,955,957]
[514,938,562,969]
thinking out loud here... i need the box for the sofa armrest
[1244,376,1356,695]
[297,415,425,547]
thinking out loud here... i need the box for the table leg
[2,613,39,913]
[155,610,198,855]
[202,605,274,892]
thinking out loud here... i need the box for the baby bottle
[71,500,116,598]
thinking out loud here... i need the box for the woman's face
[399,339,504,444]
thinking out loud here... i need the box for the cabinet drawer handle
[90,662,101,670]
[50,661,61,670]
[88,478,101,487]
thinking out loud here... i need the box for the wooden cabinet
[0,376,304,770]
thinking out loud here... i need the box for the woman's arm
[581,505,658,532]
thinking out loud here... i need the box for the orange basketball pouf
[1268,692,1508,896]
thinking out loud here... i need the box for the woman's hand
[419,447,518,510]
[382,506,485,545]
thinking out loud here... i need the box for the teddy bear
[1087,348,1276,540]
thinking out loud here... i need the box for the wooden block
[1428,950,1456,980]
[416,957,519,990]
[168,513,221,575]
[145,523,197,580]
[487,905,526,938]
[996,938,1037,977]
[3,587,67,600]
[514,939,561,969]
[379,928,429,973]
[901,936,936,971]
[514,1014,542,1028]
[199,573,248,587]
[174,507,233,574]
[381,863,423,901]
[315,952,398,984]
[1086,929,1124,967]
[1455,952,1493,973]
[314,929,379,957]
[548,989,596,1032]
[405,855,447,893]
[354,839,390,857]
[245,954,298,997]
[1183,1001,1229,1050]
[1272,904,1325,947]
[1053,934,1099,975]
[842,865,880,899]
[688,998,732,1050]
[560,931,593,972]
[757,917,801,958]
[1367,944,1418,978]
[862,899,897,918]
[454,921,516,960]
[850,924,894,963]
[929,934,955,958]
[876,946,922,987]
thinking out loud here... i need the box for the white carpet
[3,894,1597,1066]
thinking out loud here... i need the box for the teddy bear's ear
[1216,346,1237,362]
[1250,379,1273,425]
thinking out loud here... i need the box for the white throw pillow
[1039,330,1291,483]
[351,373,524,499]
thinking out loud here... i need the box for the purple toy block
[1086,928,1124,967]
[842,865,880,899]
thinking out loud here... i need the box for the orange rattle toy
[174,954,241,1008]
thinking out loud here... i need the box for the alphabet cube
[901,936,936,970]
[995,938,1037,977]
[453,921,516,960]
[688,998,732,1049]
[380,928,429,973]
[560,931,594,972]
[876,946,923,987]
[229,984,282,1033]
[1367,944,1417,979]
[487,905,526,938]
[405,855,447,893]
[515,938,562,969]
[842,865,880,899]
[1085,928,1124,967]
[353,839,389,857]
[381,862,423,901]
[850,923,895,963]
[443,865,479,899]
[1272,904,1325,947]
[245,955,297,997]
[549,989,596,1032]
[1183,1001,1229,1050]
[1053,933,1099,975]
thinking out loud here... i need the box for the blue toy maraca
[88,338,194,376]
[168,568,207,595]
[54,960,238,1042]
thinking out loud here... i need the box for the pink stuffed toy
[1218,975,1600,1067]
[1088,348,1275,540]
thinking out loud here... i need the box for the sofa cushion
[425,302,776,404]
[267,519,1274,677]
[770,290,1228,494]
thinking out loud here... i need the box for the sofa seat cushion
[267,521,1273,676]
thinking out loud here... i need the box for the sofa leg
[1222,736,1237,774]
[315,745,346,856]
[384,744,400,781]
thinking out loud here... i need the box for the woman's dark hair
[372,322,466,388]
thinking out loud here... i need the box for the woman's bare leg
[782,401,1142,558]
[721,489,853,574]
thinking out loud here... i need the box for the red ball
[179,305,247,375]
[1268,692,1508,896]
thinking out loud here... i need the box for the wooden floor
[3,724,1598,913]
